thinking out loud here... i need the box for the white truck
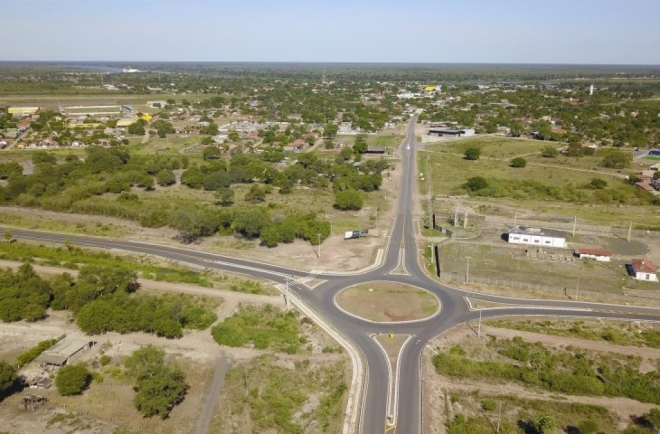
[344,229,369,240]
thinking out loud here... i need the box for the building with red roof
[631,258,658,282]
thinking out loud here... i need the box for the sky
[1,0,659,64]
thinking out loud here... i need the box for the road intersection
[5,119,660,434]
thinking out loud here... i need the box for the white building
[507,227,567,249]
[631,259,659,282]
[575,248,612,262]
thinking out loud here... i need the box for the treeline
[0,263,217,338]
[76,292,217,338]
[0,147,386,243]
[462,176,655,205]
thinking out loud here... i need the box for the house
[507,226,567,248]
[636,181,658,195]
[575,248,613,262]
[366,147,386,154]
[147,100,168,109]
[630,258,659,282]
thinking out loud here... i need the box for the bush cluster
[211,305,304,354]
[433,338,660,404]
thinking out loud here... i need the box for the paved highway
[4,118,660,434]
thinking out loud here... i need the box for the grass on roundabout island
[334,281,439,323]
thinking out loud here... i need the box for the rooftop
[576,247,613,256]
[509,226,567,239]
[35,338,94,366]
[631,258,658,274]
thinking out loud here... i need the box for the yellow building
[423,86,437,92]
[8,107,40,116]
[117,118,137,127]
[141,114,153,121]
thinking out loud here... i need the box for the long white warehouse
[507,226,567,249]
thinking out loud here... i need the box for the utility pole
[478,309,482,338]
[627,220,632,242]
[317,234,321,259]
[576,275,580,301]
[463,209,468,229]
[496,400,502,432]
[466,256,471,283]
[514,211,517,227]
[572,216,577,236]
[454,205,459,227]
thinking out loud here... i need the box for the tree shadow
[518,419,539,434]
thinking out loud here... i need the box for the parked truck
[344,229,369,240]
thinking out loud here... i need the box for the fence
[438,271,660,307]
[484,216,660,239]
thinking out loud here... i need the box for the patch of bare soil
[423,323,660,431]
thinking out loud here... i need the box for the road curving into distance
[4,118,660,434]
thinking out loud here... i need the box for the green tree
[600,150,631,169]
[0,361,16,397]
[232,208,270,238]
[55,364,92,396]
[138,175,155,191]
[510,157,527,168]
[124,346,187,419]
[202,146,221,160]
[541,145,559,158]
[323,122,338,139]
[464,147,481,160]
[244,184,266,203]
[133,363,187,419]
[203,171,231,191]
[353,134,368,154]
[215,187,235,206]
[589,178,608,189]
[128,122,146,135]
[534,413,557,434]
[334,189,364,210]
[465,176,488,192]
[156,169,176,186]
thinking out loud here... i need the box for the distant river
[61,64,125,73]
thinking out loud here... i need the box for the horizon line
[1,60,660,67]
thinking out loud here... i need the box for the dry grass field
[335,281,439,322]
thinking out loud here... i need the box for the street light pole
[466,256,471,283]
[478,309,482,338]
[317,234,321,259]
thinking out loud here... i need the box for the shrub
[464,147,481,160]
[17,339,58,367]
[334,189,364,210]
[589,178,608,189]
[510,157,527,168]
[465,176,489,192]
[55,365,92,396]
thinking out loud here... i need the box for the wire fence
[484,216,660,239]
[439,271,658,306]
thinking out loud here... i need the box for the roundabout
[334,281,440,323]
[4,118,660,434]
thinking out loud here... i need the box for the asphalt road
[4,118,660,434]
